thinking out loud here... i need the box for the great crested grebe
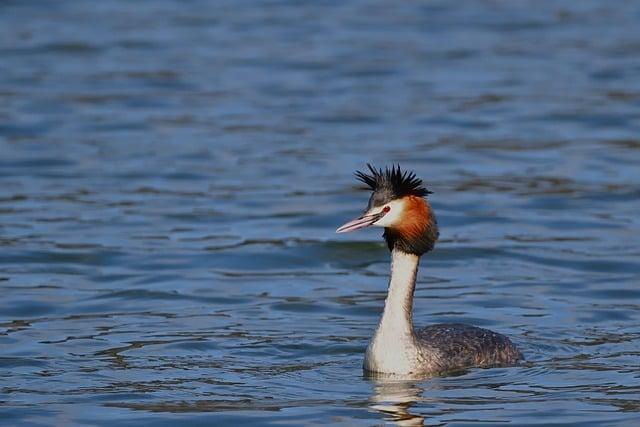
[337,164,522,375]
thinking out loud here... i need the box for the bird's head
[336,164,439,256]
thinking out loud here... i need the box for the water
[1,0,640,425]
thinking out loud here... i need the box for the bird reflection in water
[366,373,428,426]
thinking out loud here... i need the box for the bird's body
[337,165,522,376]
[366,323,522,375]
[415,323,522,372]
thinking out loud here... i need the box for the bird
[337,164,523,376]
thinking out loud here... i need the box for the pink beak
[336,211,385,233]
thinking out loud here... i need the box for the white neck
[378,250,418,336]
[364,249,421,374]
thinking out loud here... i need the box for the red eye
[383,206,390,213]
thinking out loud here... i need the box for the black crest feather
[355,164,431,201]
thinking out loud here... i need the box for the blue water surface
[1,1,640,425]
